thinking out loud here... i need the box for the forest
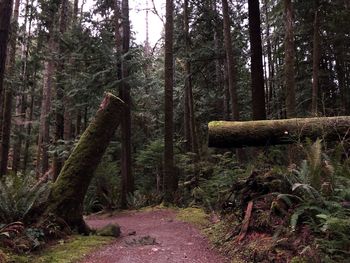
[0,0,350,262]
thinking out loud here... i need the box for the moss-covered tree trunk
[209,116,350,148]
[42,93,125,233]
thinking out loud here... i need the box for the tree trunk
[208,116,350,148]
[283,0,296,118]
[0,0,13,104]
[36,36,56,177]
[118,0,134,209]
[0,89,12,176]
[222,0,239,120]
[53,0,68,180]
[311,2,320,115]
[75,109,82,136]
[23,82,34,172]
[12,0,31,174]
[184,0,199,156]
[263,0,273,115]
[22,2,36,172]
[223,60,230,120]
[42,93,125,233]
[248,0,266,120]
[183,0,191,153]
[164,0,177,202]
[0,0,20,177]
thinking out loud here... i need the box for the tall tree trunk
[284,0,296,118]
[12,0,31,173]
[0,90,12,176]
[164,0,177,202]
[53,0,68,180]
[223,60,230,120]
[222,0,239,120]
[0,0,20,177]
[248,0,266,120]
[212,0,224,119]
[22,0,35,173]
[23,82,35,172]
[183,0,199,155]
[118,0,134,208]
[311,2,320,115]
[0,0,13,105]
[36,36,56,177]
[263,0,273,115]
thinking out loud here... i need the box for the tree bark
[118,0,134,209]
[12,0,31,174]
[0,89,12,176]
[164,0,177,202]
[222,0,239,120]
[263,0,274,116]
[53,0,69,180]
[36,36,56,177]
[0,0,20,177]
[183,0,199,156]
[0,0,13,104]
[311,1,320,115]
[248,0,266,120]
[283,0,296,118]
[43,93,125,233]
[208,116,350,148]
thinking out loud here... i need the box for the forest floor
[79,208,230,263]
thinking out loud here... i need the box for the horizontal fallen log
[208,116,350,148]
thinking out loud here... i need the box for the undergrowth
[5,235,113,263]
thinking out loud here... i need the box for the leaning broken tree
[209,116,350,148]
[41,93,125,233]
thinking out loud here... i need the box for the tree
[311,0,321,115]
[163,0,177,202]
[183,0,199,155]
[119,0,134,208]
[0,0,13,105]
[209,116,350,148]
[222,0,239,120]
[283,0,296,118]
[53,0,69,180]
[248,0,266,120]
[36,0,61,176]
[0,0,20,177]
[41,93,125,233]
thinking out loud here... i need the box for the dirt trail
[79,209,229,263]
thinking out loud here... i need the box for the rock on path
[79,209,229,263]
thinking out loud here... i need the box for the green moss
[7,235,113,263]
[208,121,226,128]
[97,224,121,237]
[176,207,210,228]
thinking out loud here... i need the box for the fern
[0,174,49,224]
[290,205,327,231]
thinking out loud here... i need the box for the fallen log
[208,116,350,148]
[42,93,125,233]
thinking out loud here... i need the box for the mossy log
[209,116,350,148]
[42,93,125,233]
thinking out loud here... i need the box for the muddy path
[79,209,229,263]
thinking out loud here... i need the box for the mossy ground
[175,207,210,228]
[6,235,113,263]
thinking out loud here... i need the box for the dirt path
[79,209,229,263]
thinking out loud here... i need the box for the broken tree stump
[208,116,350,148]
[42,93,125,233]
